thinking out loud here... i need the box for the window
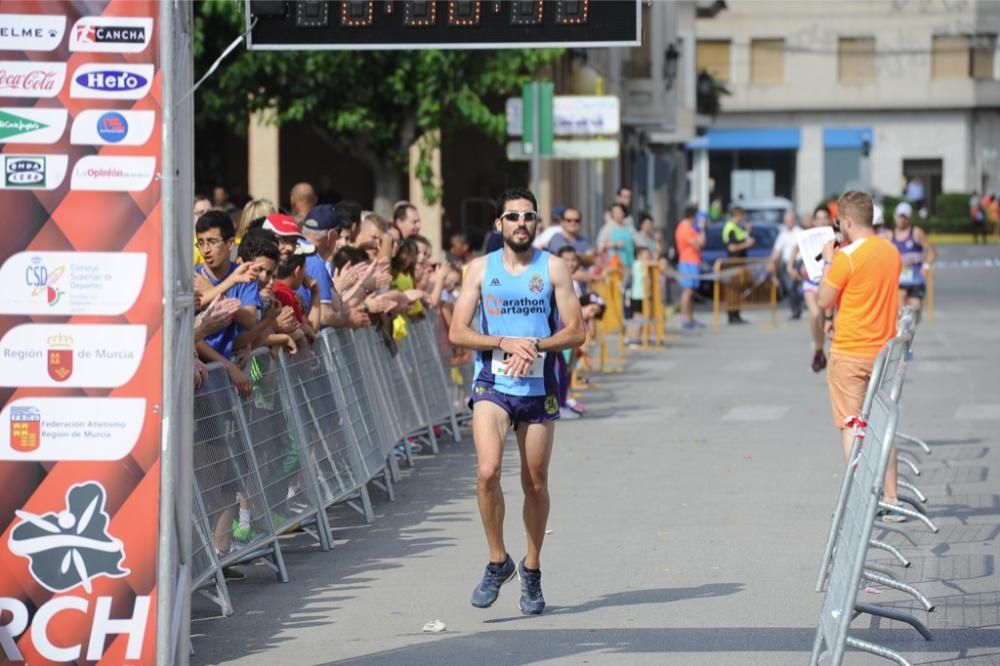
[838,37,875,82]
[697,39,731,83]
[751,38,784,84]
[971,33,997,79]
[931,35,969,79]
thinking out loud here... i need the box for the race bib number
[492,352,545,378]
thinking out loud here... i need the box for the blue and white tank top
[891,228,924,286]
[475,249,558,397]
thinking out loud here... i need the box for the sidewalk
[191,245,1000,665]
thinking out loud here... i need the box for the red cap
[262,213,302,237]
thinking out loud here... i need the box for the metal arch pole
[158,1,194,663]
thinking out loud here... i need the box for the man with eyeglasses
[546,207,596,266]
[450,188,586,616]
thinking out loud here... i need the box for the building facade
[693,0,1000,214]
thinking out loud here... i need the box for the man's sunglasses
[500,211,539,223]
[563,216,581,223]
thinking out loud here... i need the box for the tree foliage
[194,1,562,202]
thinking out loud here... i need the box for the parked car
[700,222,779,270]
[734,196,794,227]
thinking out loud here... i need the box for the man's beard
[504,228,535,252]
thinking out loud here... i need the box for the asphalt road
[191,244,1000,665]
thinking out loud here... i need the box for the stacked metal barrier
[191,316,463,616]
[811,308,941,666]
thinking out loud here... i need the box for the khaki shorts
[826,352,875,428]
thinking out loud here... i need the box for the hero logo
[70,64,153,100]
[1,481,149,662]
[69,17,152,53]
[0,61,66,98]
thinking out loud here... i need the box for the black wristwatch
[531,337,542,353]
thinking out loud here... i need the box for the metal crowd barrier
[810,389,929,666]
[191,315,461,616]
[811,308,943,665]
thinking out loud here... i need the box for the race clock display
[246,1,640,50]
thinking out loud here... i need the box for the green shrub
[881,194,903,218]
[935,192,972,219]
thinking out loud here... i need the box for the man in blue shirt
[450,188,586,616]
[194,210,260,394]
[299,204,370,329]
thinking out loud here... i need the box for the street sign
[507,96,620,137]
[506,139,619,161]
[246,1,641,51]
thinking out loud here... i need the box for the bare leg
[516,421,555,570]
[840,427,854,462]
[681,287,693,321]
[472,401,513,563]
[804,291,824,351]
[884,447,899,504]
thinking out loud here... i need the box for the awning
[823,128,873,149]
[685,128,801,151]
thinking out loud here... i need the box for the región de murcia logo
[8,481,129,593]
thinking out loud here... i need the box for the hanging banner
[0,1,161,663]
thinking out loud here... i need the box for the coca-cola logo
[0,69,57,92]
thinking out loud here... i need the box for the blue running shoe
[517,558,545,615]
[470,554,515,608]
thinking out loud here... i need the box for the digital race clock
[246,1,640,51]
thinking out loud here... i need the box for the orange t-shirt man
[824,235,901,360]
[674,219,701,265]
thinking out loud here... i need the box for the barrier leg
[898,479,927,503]
[808,627,826,666]
[865,562,900,578]
[896,431,931,454]
[898,493,927,515]
[869,538,910,567]
[387,451,401,483]
[878,501,938,533]
[897,451,921,476]
[844,637,914,665]
[855,603,933,641]
[862,570,935,611]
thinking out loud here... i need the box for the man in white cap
[888,201,937,316]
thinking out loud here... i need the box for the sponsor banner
[0,323,147,387]
[1,398,145,460]
[0,251,147,315]
[71,155,155,191]
[69,16,152,53]
[0,60,66,98]
[69,63,153,100]
[0,107,67,144]
[70,109,154,146]
[0,14,66,51]
[0,154,67,190]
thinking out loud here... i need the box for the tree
[194,1,562,212]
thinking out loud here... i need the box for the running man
[889,202,937,318]
[788,204,835,372]
[450,188,585,615]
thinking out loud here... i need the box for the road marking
[722,405,790,422]
[622,407,679,423]
[954,404,1000,420]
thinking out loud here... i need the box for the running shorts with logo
[470,248,560,425]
